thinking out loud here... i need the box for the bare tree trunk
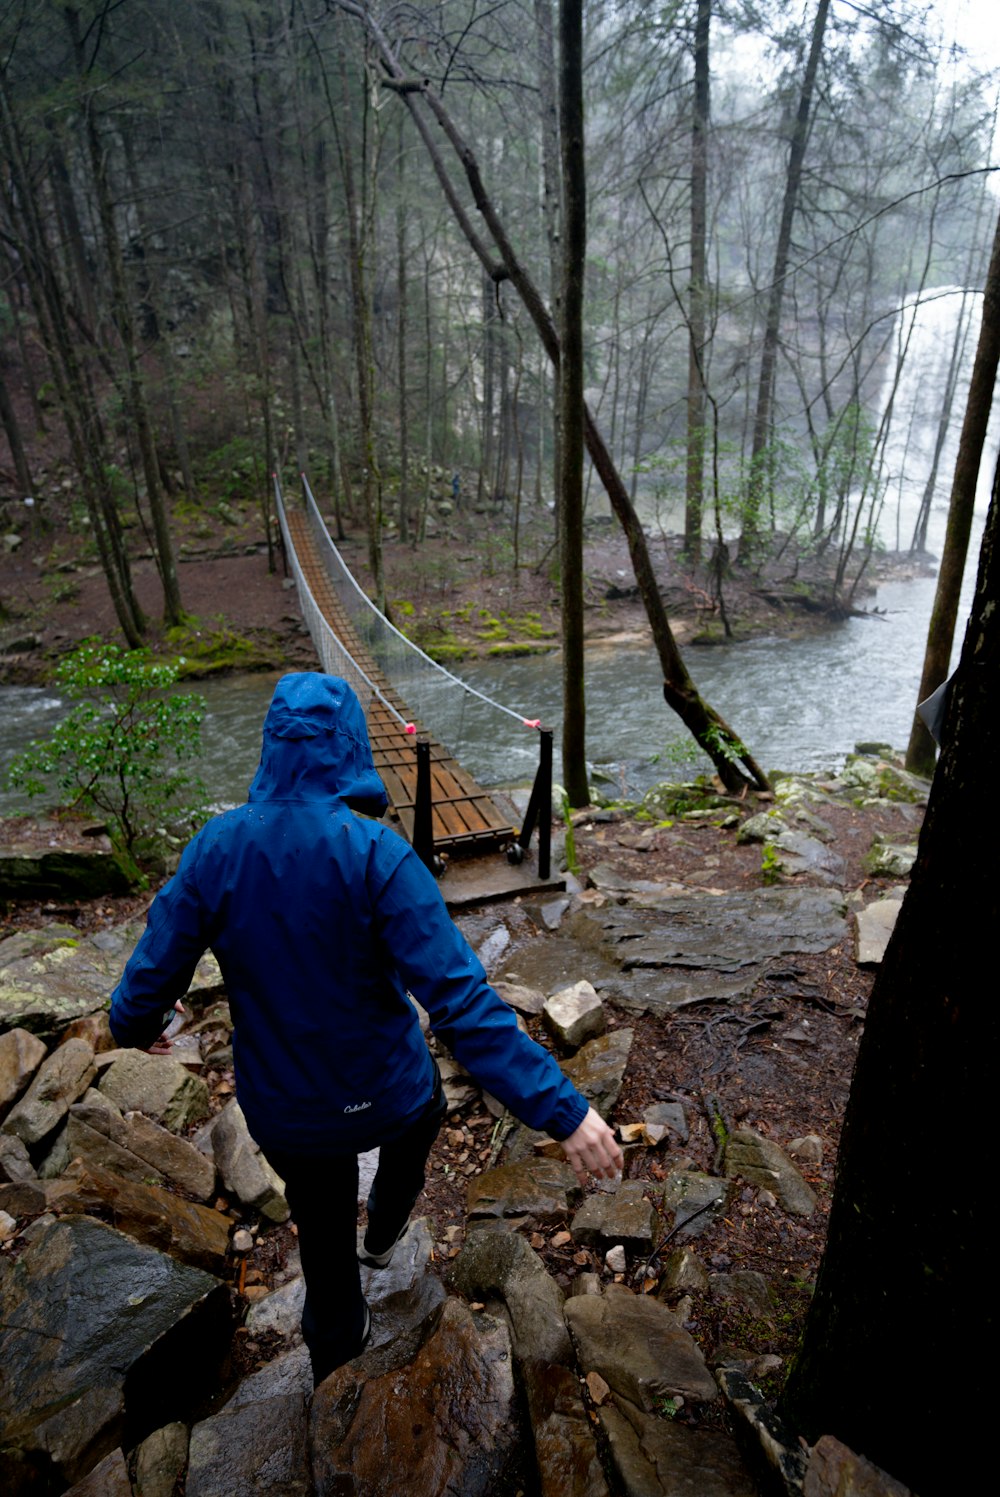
[396,110,410,543]
[742,0,830,558]
[558,0,588,808]
[685,0,711,562]
[0,361,34,497]
[905,207,1000,777]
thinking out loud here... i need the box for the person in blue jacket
[110,672,622,1384]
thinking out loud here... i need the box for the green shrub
[6,642,208,856]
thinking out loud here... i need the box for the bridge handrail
[299,474,541,731]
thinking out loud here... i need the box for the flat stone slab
[522,1360,610,1497]
[0,919,222,1040]
[188,1391,310,1496]
[571,1181,658,1255]
[562,1027,634,1118]
[468,1156,581,1224]
[572,889,846,975]
[565,1285,717,1410]
[2,1037,96,1146]
[662,1171,733,1239]
[99,1050,211,1135]
[0,1217,229,1490]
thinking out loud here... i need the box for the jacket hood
[248,673,388,813]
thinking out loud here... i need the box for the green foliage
[702,723,748,767]
[560,793,579,877]
[5,642,208,855]
[760,842,783,885]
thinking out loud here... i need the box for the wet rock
[492,979,546,1016]
[0,1217,230,1491]
[562,1027,633,1118]
[521,1359,610,1497]
[571,1181,657,1254]
[854,894,904,964]
[59,1012,116,1052]
[64,1446,133,1495]
[467,1156,581,1225]
[543,980,606,1052]
[246,1275,306,1341]
[210,1100,289,1222]
[65,1099,216,1199]
[736,810,780,844]
[132,1422,190,1497]
[659,1248,709,1296]
[709,1271,775,1323]
[605,1245,627,1274]
[644,1101,689,1143]
[540,896,571,930]
[310,1297,518,1497]
[863,838,917,878]
[724,1130,817,1217]
[600,1395,758,1497]
[804,1433,916,1496]
[2,1037,96,1146]
[787,1134,824,1166]
[0,1132,36,1183]
[437,1055,479,1108]
[228,1345,312,1407]
[46,1160,232,1272]
[0,1027,47,1114]
[0,919,221,1041]
[717,1366,808,1494]
[770,828,845,883]
[0,845,132,903]
[452,1223,572,1365]
[587,862,677,899]
[99,1050,211,1134]
[842,755,928,805]
[662,1170,732,1239]
[565,1284,718,1410]
[188,1392,310,1496]
[476,926,511,974]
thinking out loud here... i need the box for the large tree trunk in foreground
[780,456,1000,1494]
[333,1,768,794]
[905,206,1000,778]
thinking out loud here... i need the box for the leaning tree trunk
[780,452,1000,1496]
[905,205,1000,778]
[332,1,768,794]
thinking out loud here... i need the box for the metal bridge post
[514,728,553,879]
[412,737,438,873]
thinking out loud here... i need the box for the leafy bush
[6,642,208,856]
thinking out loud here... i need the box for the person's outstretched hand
[562,1106,624,1187]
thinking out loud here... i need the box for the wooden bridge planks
[284,508,515,857]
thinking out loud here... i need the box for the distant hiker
[109,673,622,1385]
[451,471,460,502]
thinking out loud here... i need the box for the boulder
[492,980,546,1017]
[662,1170,732,1239]
[65,1099,216,1199]
[452,1224,572,1365]
[63,1447,133,1496]
[854,895,904,965]
[542,981,606,1052]
[0,1217,230,1491]
[187,1392,310,1496]
[0,1132,36,1183]
[99,1050,211,1134]
[2,1037,96,1147]
[310,1298,519,1497]
[804,1433,916,1496]
[210,1100,289,1222]
[565,1285,718,1410]
[45,1160,232,1272]
[0,1027,47,1115]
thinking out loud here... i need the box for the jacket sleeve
[109,846,211,1051]
[372,841,589,1141]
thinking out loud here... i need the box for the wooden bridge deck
[284,508,515,858]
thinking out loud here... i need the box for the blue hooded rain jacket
[109,673,588,1156]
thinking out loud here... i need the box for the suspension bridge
[274,476,558,899]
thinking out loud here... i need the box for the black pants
[269,1077,445,1385]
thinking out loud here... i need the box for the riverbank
[0,491,935,685]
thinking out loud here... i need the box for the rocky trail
[0,751,927,1496]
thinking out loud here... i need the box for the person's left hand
[561,1106,624,1187]
[146,1001,185,1054]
